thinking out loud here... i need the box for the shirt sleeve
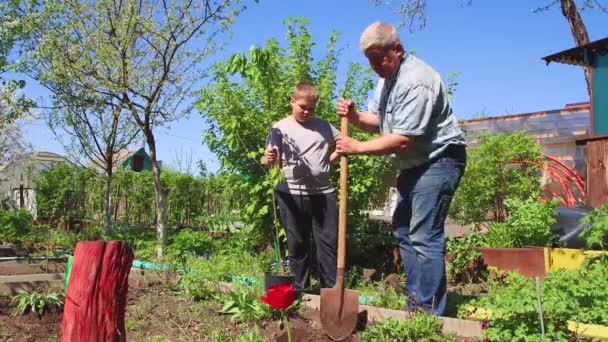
[265,126,283,154]
[367,79,384,114]
[390,85,434,136]
[330,123,340,141]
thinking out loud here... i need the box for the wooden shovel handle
[338,116,348,271]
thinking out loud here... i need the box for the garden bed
[0,277,359,341]
[0,271,482,341]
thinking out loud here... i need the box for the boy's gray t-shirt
[266,116,340,195]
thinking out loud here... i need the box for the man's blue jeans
[392,152,466,316]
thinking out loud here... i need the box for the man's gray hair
[359,22,401,52]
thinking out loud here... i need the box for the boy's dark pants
[276,190,337,291]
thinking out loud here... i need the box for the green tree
[1,0,39,129]
[28,0,251,257]
[197,18,392,250]
[38,83,141,232]
[1,0,38,171]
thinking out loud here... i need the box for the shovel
[320,116,359,341]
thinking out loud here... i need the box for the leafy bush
[180,276,218,301]
[218,285,272,322]
[104,224,157,258]
[355,278,407,311]
[11,290,64,317]
[166,228,213,262]
[461,258,608,340]
[450,131,544,227]
[185,250,271,283]
[369,286,406,311]
[34,164,97,224]
[446,227,487,284]
[0,209,32,243]
[193,211,241,233]
[361,312,453,342]
[580,204,608,250]
[485,197,559,248]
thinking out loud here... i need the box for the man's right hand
[264,145,278,165]
[336,98,357,121]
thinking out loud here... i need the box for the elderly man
[335,21,466,315]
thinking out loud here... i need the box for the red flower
[260,283,295,310]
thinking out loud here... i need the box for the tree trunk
[103,169,113,233]
[61,240,133,342]
[560,0,592,98]
[146,132,168,259]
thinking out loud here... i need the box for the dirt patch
[0,297,62,342]
[0,262,66,276]
[124,282,362,341]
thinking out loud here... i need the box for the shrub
[361,311,453,341]
[450,131,544,227]
[0,209,32,243]
[167,229,213,258]
[485,197,559,248]
[446,227,487,284]
[461,258,608,340]
[11,290,64,317]
[580,204,608,250]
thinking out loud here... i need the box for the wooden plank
[301,293,482,338]
[587,139,608,207]
[0,273,64,295]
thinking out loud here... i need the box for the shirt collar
[386,54,407,82]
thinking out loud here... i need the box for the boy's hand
[329,150,342,163]
[264,145,279,165]
[336,98,357,121]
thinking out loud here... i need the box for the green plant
[0,208,31,243]
[165,228,213,268]
[361,311,451,341]
[580,204,608,250]
[34,164,97,225]
[370,286,406,311]
[344,266,364,289]
[460,258,608,340]
[11,290,64,317]
[355,279,407,311]
[450,131,544,227]
[236,326,265,342]
[485,197,559,248]
[200,245,271,279]
[446,227,487,284]
[180,274,218,301]
[218,285,272,322]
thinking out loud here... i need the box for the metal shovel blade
[320,286,359,341]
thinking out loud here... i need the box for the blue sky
[21,0,608,173]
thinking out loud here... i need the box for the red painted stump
[61,240,134,342]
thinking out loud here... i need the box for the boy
[262,81,340,292]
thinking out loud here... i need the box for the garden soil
[0,277,362,341]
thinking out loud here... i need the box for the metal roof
[542,37,608,66]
